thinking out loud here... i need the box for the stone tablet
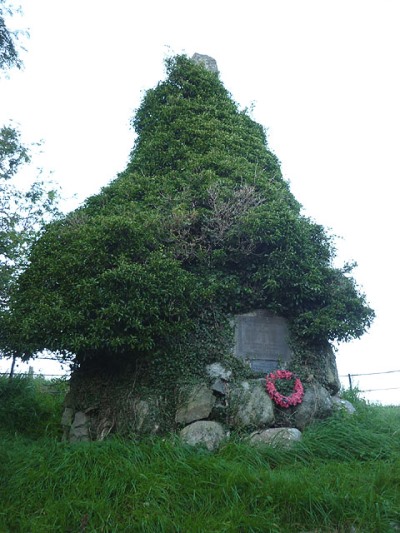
[234,309,292,372]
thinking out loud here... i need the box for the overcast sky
[1,0,399,403]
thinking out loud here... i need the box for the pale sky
[1,0,399,404]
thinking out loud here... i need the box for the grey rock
[132,399,160,434]
[61,407,74,442]
[119,396,162,435]
[61,407,74,427]
[192,53,219,74]
[69,411,90,442]
[229,379,274,429]
[206,362,232,381]
[320,346,341,394]
[294,384,334,430]
[133,400,150,431]
[249,427,302,448]
[180,420,226,451]
[211,378,227,396]
[175,383,215,425]
[332,396,356,414]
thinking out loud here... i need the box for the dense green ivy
[6,55,374,367]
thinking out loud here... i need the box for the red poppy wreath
[265,369,304,408]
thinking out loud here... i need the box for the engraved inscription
[234,310,292,371]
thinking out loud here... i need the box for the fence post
[348,373,353,391]
[9,355,16,380]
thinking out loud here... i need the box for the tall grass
[0,376,399,532]
[0,374,67,438]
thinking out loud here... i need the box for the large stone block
[69,411,90,442]
[294,384,333,430]
[332,396,356,415]
[128,398,161,434]
[228,379,275,429]
[249,427,302,448]
[320,347,341,394]
[180,420,226,451]
[175,383,215,425]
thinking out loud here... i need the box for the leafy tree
[0,3,60,372]
[6,55,374,370]
[0,125,60,367]
[0,0,23,72]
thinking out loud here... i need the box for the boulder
[228,379,274,429]
[175,383,215,425]
[294,384,333,430]
[249,427,302,448]
[180,420,226,451]
[332,396,356,415]
[211,378,227,396]
[206,362,232,381]
[69,411,90,442]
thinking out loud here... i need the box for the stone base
[61,361,348,446]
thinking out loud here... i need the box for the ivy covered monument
[6,55,374,445]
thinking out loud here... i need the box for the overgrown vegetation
[0,0,23,73]
[5,55,374,378]
[0,374,67,438]
[0,124,61,371]
[0,376,399,532]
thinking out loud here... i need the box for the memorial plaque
[250,359,280,373]
[234,309,292,372]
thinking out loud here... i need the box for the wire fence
[2,366,399,385]
[340,369,400,393]
[0,371,68,378]
[0,356,70,379]
[2,360,400,399]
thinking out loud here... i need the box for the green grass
[1,377,400,532]
[0,374,68,438]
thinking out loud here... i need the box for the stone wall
[62,308,344,446]
[62,364,347,447]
